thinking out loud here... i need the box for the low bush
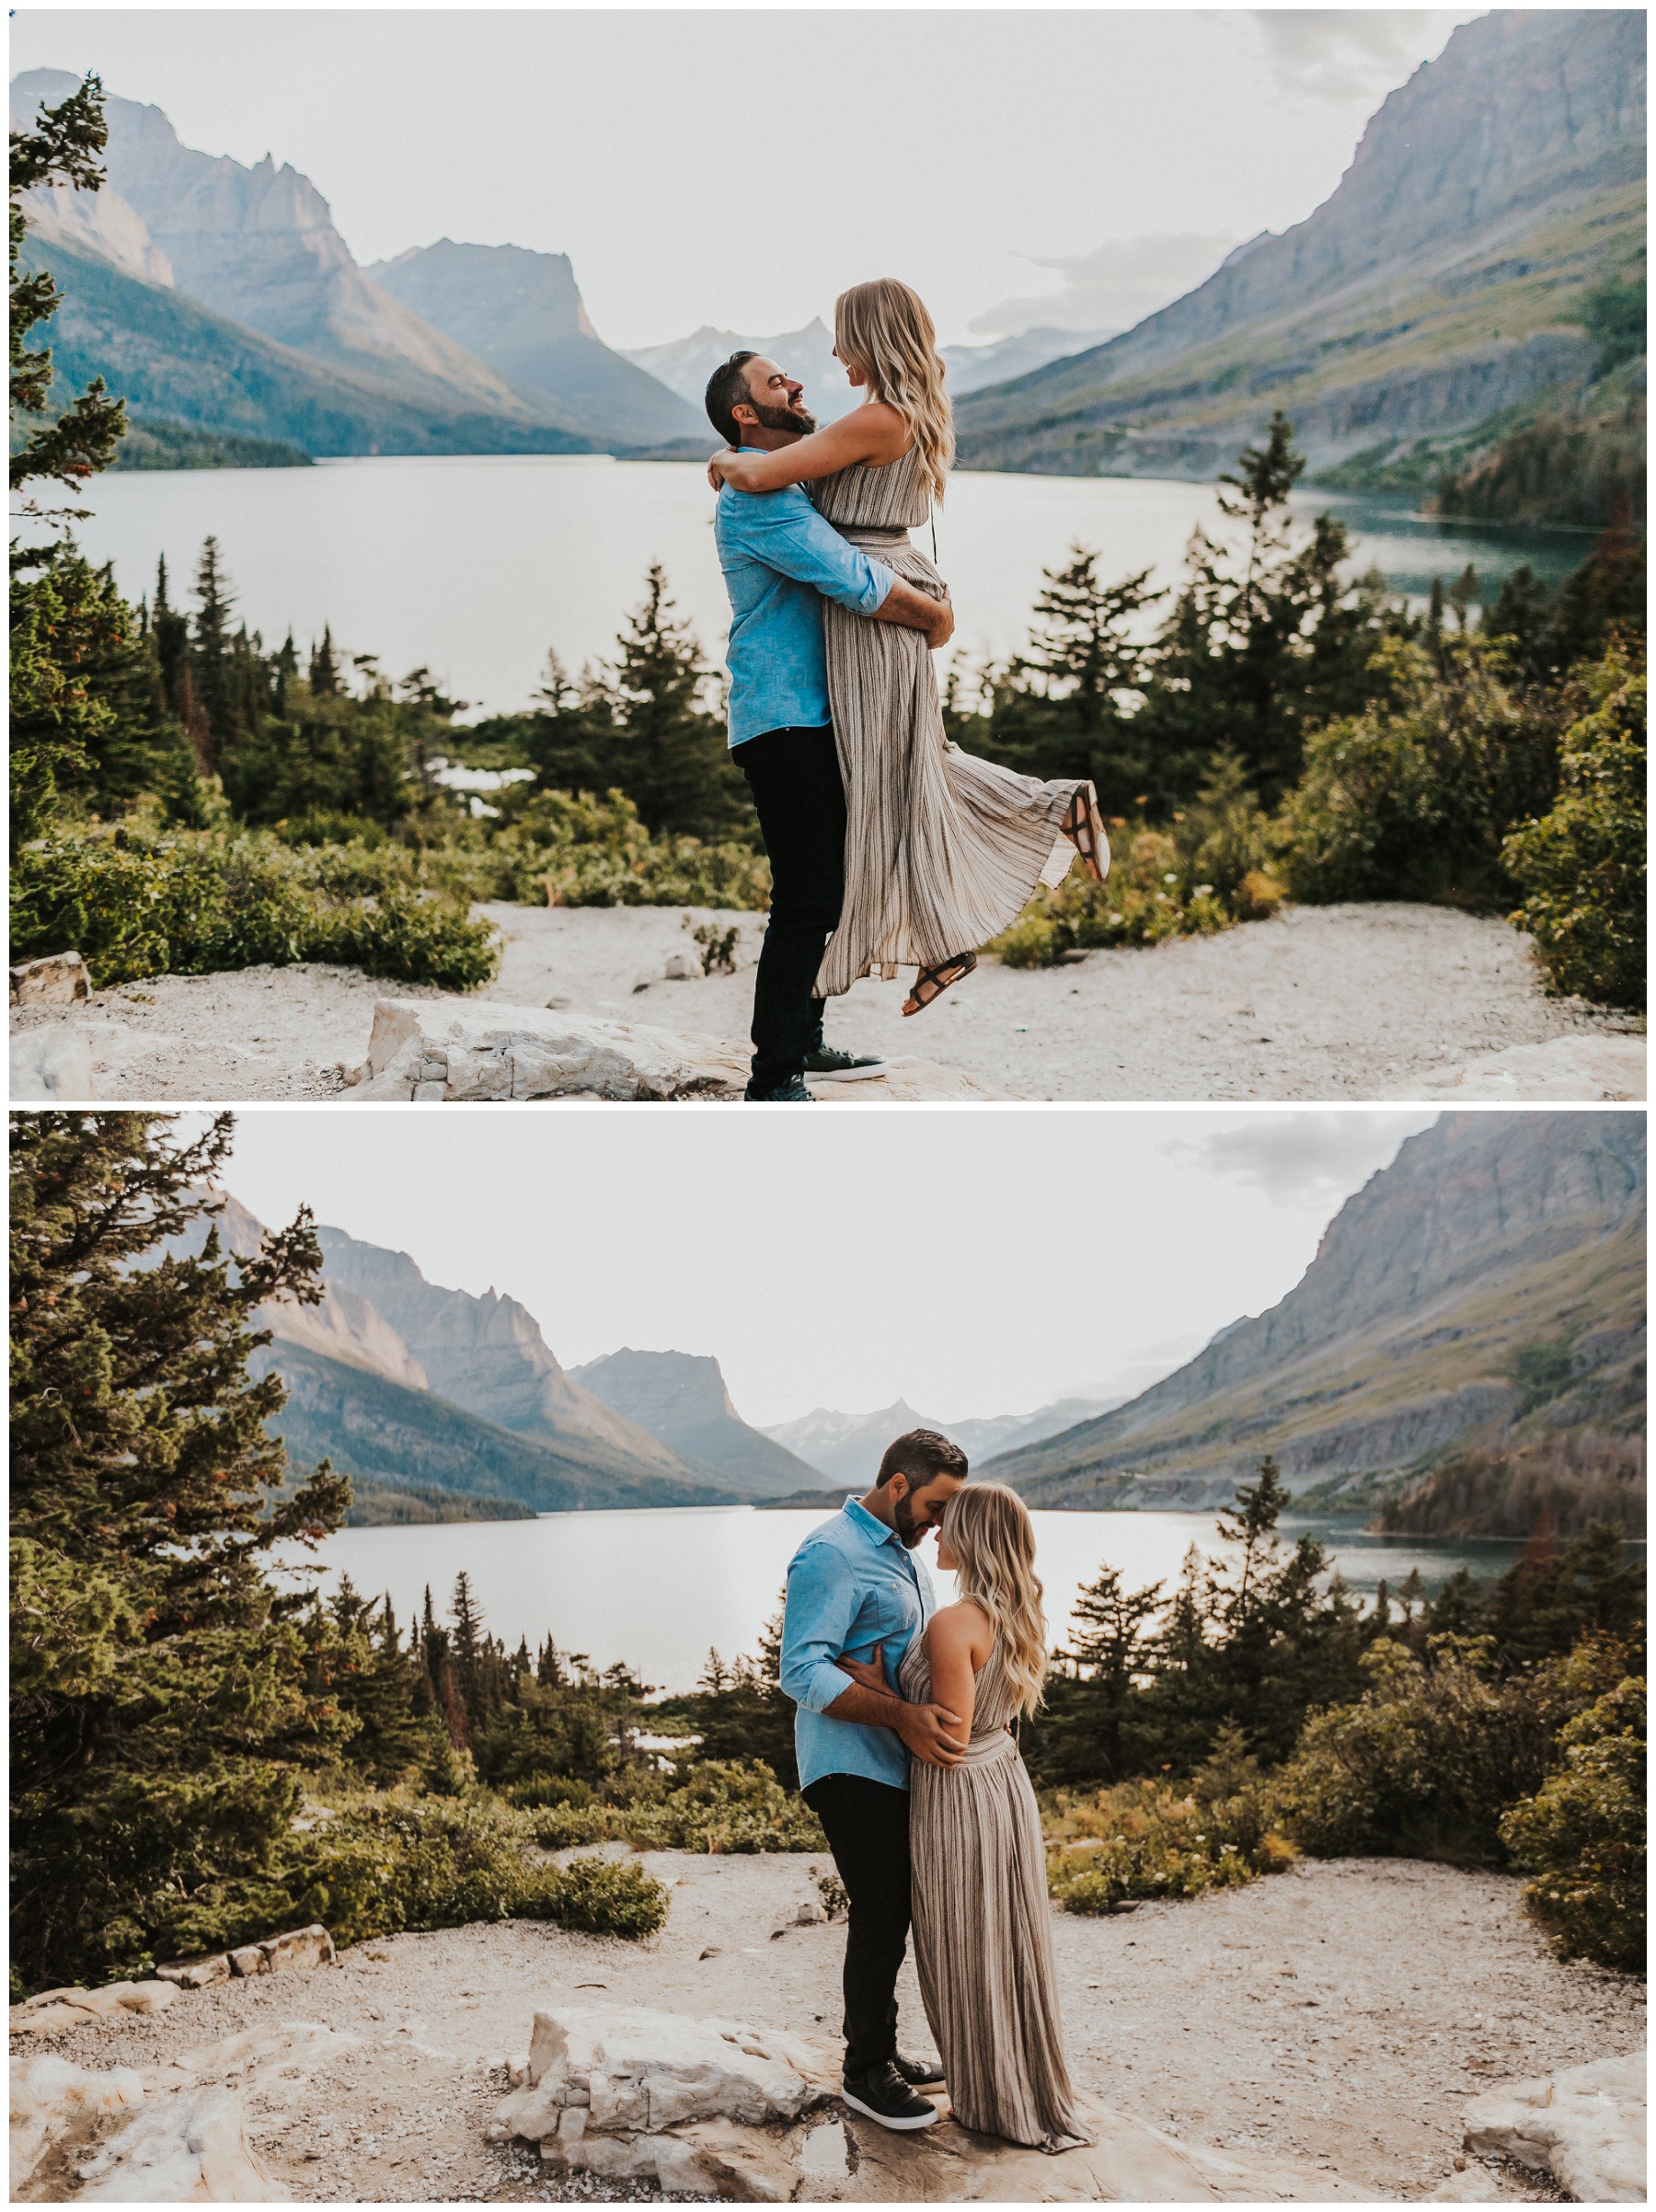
[477,789,770,911]
[1043,1726,1296,1913]
[526,1854,671,1939]
[10,824,499,991]
[1501,1674,1646,1972]
[1501,648,1646,1008]
[529,1760,824,1855]
[1272,1634,1628,1865]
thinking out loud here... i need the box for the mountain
[955,11,1645,478]
[942,327,1118,397]
[367,241,699,448]
[759,1394,1121,1488]
[985,1113,1646,1510]
[20,233,592,460]
[620,318,857,425]
[568,1349,820,1498]
[312,1227,699,1481]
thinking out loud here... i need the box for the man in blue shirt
[705,351,955,1102]
[779,1427,970,2130]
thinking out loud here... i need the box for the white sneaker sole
[841,2086,940,2130]
[807,1063,890,1083]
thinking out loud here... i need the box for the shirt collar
[843,1494,903,1550]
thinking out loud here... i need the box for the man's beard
[749,398,816,437]
[891,1490,926,1549]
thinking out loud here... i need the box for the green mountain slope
[956,11,1644,479]
[252,1339,739,1521]
[24,234,597,458]
[985,1112,1645,1510]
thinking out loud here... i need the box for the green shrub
[1501,650,1645,1008]
[1273,1634,1628,1865]
[1276,638,1560,906]
[1043,1728,1296,1914]
[1501,1674,1646,1972]
[10,825,500,990]
[528,1759,824,1855]
[523,1855,670,1939]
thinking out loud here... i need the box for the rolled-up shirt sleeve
[779,1543,859,1714]
[739,492,895,616]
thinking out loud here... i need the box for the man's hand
[895,1700,968,1768]
[874,578,954,651]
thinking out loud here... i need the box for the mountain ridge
[569,1348,820,1499]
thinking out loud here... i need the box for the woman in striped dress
[840,1483,1091,2152]
[708,279,1108,1015]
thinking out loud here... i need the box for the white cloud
[970,231,1243,340]
[1239,9,1482,106]
[1167,1111,1439,1212]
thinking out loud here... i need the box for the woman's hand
[837,1644,889,1693]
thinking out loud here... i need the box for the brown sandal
[903,951,977,1017]
[1061,785,1110,883]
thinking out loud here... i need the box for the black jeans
[802,1772,912,2079]
[734,723,846,1090]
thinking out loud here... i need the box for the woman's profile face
[935,1525,959,1573]
[832,340,868,389]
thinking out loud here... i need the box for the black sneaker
[893,2053,946,2089]
[803,1046,889,1083]
[743,1075,815,1102]
[841,2061,940,2131]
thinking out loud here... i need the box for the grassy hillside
[25,234,599,459]
[254,1340,740,1520]
[988,1207,1645,1513]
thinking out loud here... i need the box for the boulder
[252,1925,334,1975]
[115,1984,177,2017]
[1396,1035,1645,1101]
[226,1946,268,1979]
[347,995,1017,1101]
[10,2004,98,2036]
[74,2085,282,2202]
[10,951,91,1008]
[10,2052,144,2195]
[10,1027,96,1101]
[1462,2049,1645,2202]
[155,1953,232,1991]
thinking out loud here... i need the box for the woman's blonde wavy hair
[834,278,954,506]
[941,1482,1048,1721]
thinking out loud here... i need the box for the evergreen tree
[1055,1563,1164,1779]
[190,536,239,765]
[10,1112,352,1988]
[309,626,340,696]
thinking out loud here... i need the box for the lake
[282,1504,1551,1694]
[70,458,1591,720]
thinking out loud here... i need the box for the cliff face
[370,241,698,446]
[956,11,1645,476]
[988,1112,1646,1507]
[569,1349,819,1499]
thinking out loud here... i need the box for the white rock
[155,1953,232,1990]
[255,1925,335,1974]
[10,2002,98,2035]
[52,1986,138,2022]
[10,1027,96,1100]
[75,2084,282,2201]
[226,1945,268,1978]
[1396,1034,1646,1101]
[662,951,699,981]
[10,950,91,1007]
[10,2052,144,2194]
[1462,2050,1646,2202]
[116,1984,177,2017]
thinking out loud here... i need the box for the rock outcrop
[1396,1034,1646,1101]
[10,1028,95,1102]
[10,951,91,1008]
[988,1112,1646,1504]
[1462,2050,1645,2203]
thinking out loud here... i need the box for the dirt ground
[11,900,1639,1103]
[27,1852,1643,2204]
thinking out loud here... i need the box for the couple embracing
[778,1429,1089,2152]
[707,279,1110,1102]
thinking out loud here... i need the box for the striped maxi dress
[811,446,1102,1000]
[898,1625,1091,2153]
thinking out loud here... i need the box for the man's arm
[823,1676,966,1768]
[778,1550,964,1768]
[730,492,953,649]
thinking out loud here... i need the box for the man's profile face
[734,354,816,440]
[891,1474,963,1549]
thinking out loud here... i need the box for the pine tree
[1061,1562,1165,1777]
[190,536,239,764]
[10,1112,352,1988]
[309,626,340,696]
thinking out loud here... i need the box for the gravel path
[22,1853,1642,2203]
[10,901,1638,1103]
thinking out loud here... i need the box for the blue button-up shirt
[779,1495,937,1791]
[713,455,894,747]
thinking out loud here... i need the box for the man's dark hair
[706,351,758,445]
[876,1428,969,1492]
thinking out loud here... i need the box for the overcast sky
[10,8,1479,348]
[215,1106,1437,1428]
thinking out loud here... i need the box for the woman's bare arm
[923,1602,994,1738]
[710,401,910,493]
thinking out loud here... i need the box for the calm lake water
[282,1505,1554,1694]
[72,458,1591,720]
